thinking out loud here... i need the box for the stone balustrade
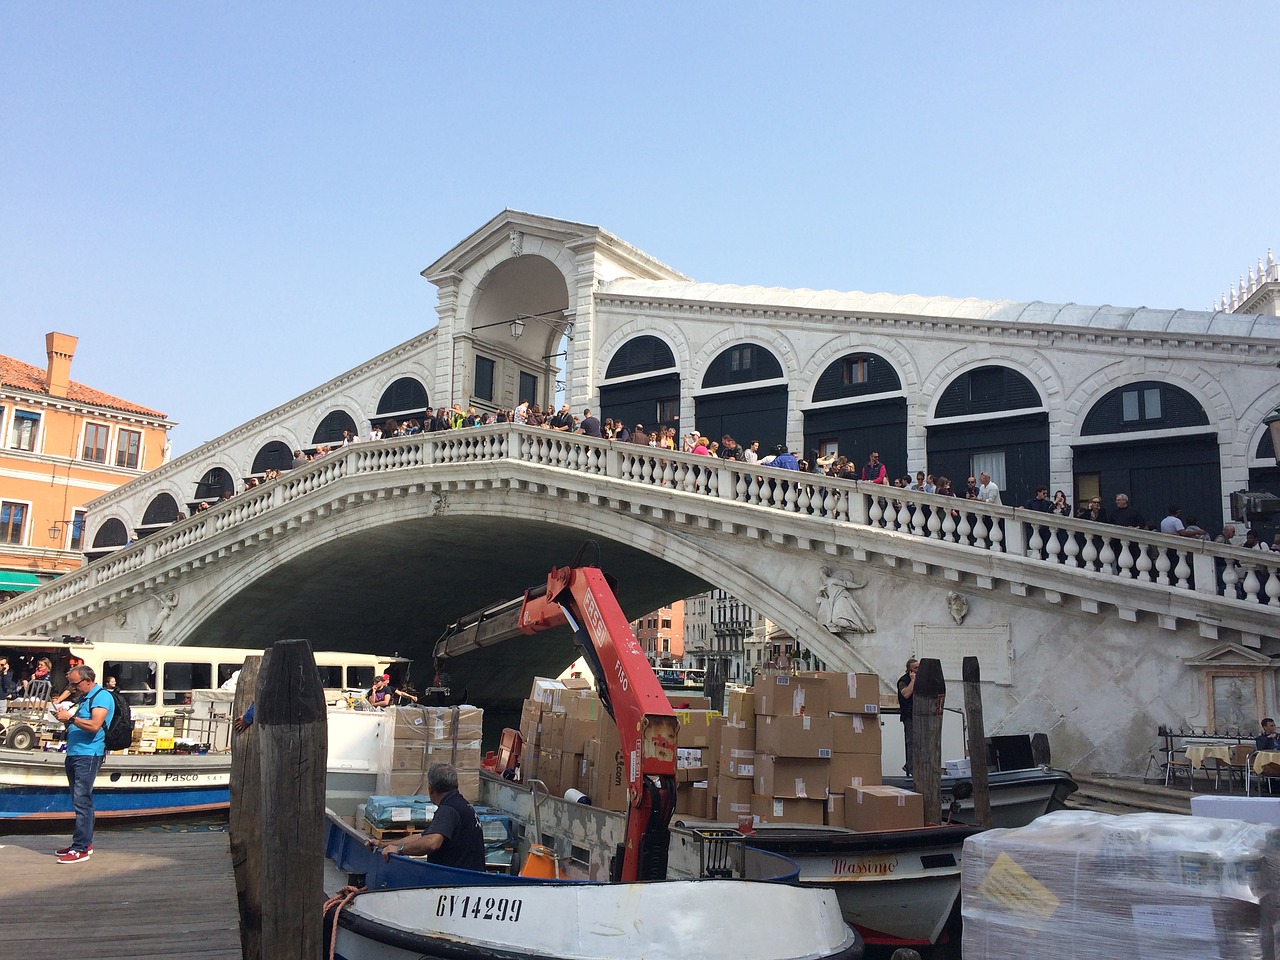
[4,424,1279,631]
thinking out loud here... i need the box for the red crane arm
[516,564,678,882]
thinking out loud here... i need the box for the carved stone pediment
[1183,642,1277,669]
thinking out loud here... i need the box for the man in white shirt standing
[976,472,1001,505]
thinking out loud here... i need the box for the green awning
[0,571,45,592]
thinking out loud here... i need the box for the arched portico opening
[600,335,680,436]
[463,256,570,412]
[927,365,1048,505]
[804,351,906,474]
[695,343,788,452]
[1074,381,1218,529]
[86,517,129,561]
[137,492,181,539]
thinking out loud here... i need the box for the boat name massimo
[830,855,899,877]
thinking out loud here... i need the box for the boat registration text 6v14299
[435,894,524,923]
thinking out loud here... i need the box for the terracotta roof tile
[0,353,168,419]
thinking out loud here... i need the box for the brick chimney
[44,331,78,398]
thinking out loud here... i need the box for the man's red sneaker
[55,843,92,856]
[57,848,92,864]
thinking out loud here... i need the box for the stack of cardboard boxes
[518,677,628,810]
[713,671,924,829]
[514,671,923,831]
[377,704,484,802]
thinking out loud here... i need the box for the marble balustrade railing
[4,424,1278,628]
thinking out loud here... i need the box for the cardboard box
[829,752,882,792]
[528,677,567,708]
[816,671,881,715]
[676,780,709,817]
[541,713,566,753]
[754,674,829,717]
[541,749,564,796]
[753,754,829,799]
[565,714,603,756]
[752,794,826,825]
[520,698,545,729]
[587,738,628,810]
[726,688,756,728]
[826,792,845,828]
[845,786,924,831]
[830,713,882,755]
[389,743,429,771]
[566,692,603,721]
[755,714,834,759]
[717,776,753,821]
[676,747,704,768]
[677,765,709,783]
[674,709,722,748]
[721,744,756,779]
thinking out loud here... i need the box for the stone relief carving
[816,566,875,635]
[946,591,969,625]
[114,609,128,628]
[509,230,523,257]
[147,592,179,643]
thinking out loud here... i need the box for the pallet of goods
[962,810,1280,960]
[376,704,484,801]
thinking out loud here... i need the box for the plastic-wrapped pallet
[364,795,437,830]
[962,810,1280,960]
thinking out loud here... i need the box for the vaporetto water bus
[0,635,408,824]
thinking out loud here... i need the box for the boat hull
[329,881,863,960]
[882,767,1078,829]
[744,824,980,947]
[0,746,231,823]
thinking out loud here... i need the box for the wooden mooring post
[230,652,265,960]
[962,655,992,828]
[230,639,328,960]
[912,658,945,825]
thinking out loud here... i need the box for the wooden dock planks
[0,829,242,960]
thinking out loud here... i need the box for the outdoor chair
[1163,747,1196,790]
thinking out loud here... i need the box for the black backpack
[99,689,133,751]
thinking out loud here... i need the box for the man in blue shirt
[53,665,113,863]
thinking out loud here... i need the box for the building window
[842,356,869,385]
[1121,387,1164,423]
[475,356,496,402]
[658,398,679,423]
[729,346,754,373]
[70,510,86,551]
[82,423,109,463]
[116,428,142,469]
[519,371,538,405]
[1,501,26,544]
[9,411,39,451]
[661,618,672,630]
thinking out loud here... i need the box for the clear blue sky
[3,4,1276,456]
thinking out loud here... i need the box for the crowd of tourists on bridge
[190,403,1277,552]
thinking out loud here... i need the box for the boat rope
[323,884,365,960]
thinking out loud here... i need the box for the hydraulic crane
[433,549,679,882]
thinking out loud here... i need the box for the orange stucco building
[631,600,686,666]
[0,332,171,597]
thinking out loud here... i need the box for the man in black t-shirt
[577,409,603,438]
[898,658,918,776]
[376,762,485,871]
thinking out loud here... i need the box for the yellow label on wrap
[978,852,1061,919]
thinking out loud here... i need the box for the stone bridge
[3,425,1278,775]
